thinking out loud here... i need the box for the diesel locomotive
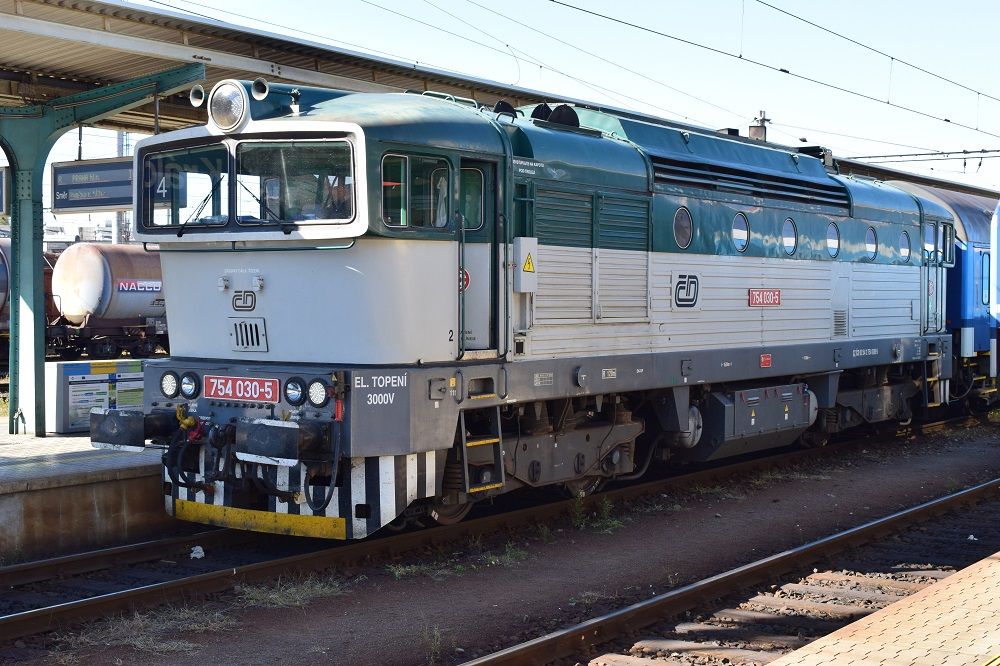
[91,78,990,539]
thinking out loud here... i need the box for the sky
[127,0,999,187]
[5,0,1000,228]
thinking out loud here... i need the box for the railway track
[0,415,982,646]
[464,477,1000,665]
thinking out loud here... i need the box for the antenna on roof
[749,110,771,141]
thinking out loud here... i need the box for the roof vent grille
[650,154,850,210]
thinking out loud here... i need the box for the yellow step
[468,482,503,493]
[466,437,500,448]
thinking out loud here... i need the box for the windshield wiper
[236,179,282,224]
[177,175,224,237]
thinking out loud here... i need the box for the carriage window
[673,207,693,249]
[460,168,484,230]
[942,224,955,266]
[826,222,840,258]
[732,213,749,252]
[235,141,354,225]
[864,226,877,260]
[923,223,936,263]
[900,230,911,262]
[983,253,991,305]
[382,155,450,228]
[144,144,230,227]
[781,218,797,255]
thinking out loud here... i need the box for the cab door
[922,220,943,334]
[459,160,498,352]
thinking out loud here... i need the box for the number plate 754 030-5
[204,375,279,403]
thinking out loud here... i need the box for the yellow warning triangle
[750,409,755,418]
[523,253,535,273]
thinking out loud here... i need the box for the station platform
[770,551,1000,665]
[0,433,174,560]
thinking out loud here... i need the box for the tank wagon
[0,239,60,339]
[49,242,168,359]
[92,79,959,539]
[0,241,167,360]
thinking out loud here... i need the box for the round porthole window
[673,207,693,249]
[826,222,840,258]
[782,218,797,255]
[900,230,911,262]
[732,213,749,252]
[865,226,878,260]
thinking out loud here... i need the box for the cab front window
[236,140,354,225]
[143,144,230,228]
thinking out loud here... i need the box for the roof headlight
[284,378,306,406]
[209,81,247,131]
[307,379,329,407]
[180,372,200,400]
[160,371,179,399]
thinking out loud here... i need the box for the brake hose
[304,417,343,513]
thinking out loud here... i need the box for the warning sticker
[523,253,535,273]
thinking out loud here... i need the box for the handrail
[457,211,467,361]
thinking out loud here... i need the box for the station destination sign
[52,158,134,214]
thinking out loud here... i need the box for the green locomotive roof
[248,87,949,227]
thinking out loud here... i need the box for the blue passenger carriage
[92,80,958,539]
[894,183,999,405]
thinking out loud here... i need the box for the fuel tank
[52,243,164,325]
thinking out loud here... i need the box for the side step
[459,406,505,494]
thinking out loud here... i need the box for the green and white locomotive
[91,79,956,538]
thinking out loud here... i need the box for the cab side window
[382,154,451,228]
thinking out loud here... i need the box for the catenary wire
[754,0,1000,106]
[548,0,1000,141]
[849,149,1000,160]
[459,0,753,125]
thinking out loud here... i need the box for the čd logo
[675,274,699,307]
[232,291,256,311]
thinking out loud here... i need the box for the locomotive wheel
[799,430,829,448]
[564,475,604,498]
[425,501,473,526]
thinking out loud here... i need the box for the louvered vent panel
[535,189,593,248]
[650,155,850,210]
[833,310,849,337]
[229,317,269,352]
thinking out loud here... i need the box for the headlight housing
[307,379,329,407]
[209,81,247,131]
[284,378,306,406]
[160,371,179,399]
[180,372,200,399]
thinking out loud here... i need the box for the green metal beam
[0,63,204,435]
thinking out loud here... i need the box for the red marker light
[760,353,772,368]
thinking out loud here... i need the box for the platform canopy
[0,0,556,134]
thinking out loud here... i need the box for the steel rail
[0,415,981,642]
[462,476,1000,665]
[0,529,236,588]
